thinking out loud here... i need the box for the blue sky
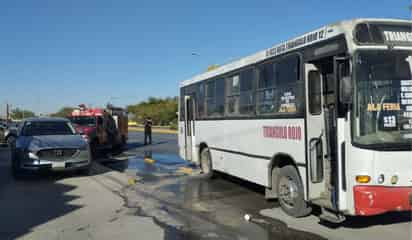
[0,0,410,114]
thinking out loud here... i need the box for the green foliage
[169,121,178,130]
[11,108,36,120]
[127,97,178,126]
[51,107,76,118]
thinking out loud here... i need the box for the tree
[51,107,76,118]
[10,108,36,120]
[127,97,178,126]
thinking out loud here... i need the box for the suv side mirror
[339,76,353,104]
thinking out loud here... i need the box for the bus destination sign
[266,28,328,57]
[383,30,412,44]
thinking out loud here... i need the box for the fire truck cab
[68,104,128,157]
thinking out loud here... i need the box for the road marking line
[128,178,137,185]
[144,158,156,164]
[177,167,193,175]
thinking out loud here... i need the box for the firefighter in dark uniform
[144,117,153,145]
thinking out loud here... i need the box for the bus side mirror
[339,76,353,104]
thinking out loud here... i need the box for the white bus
[178,18,412,222]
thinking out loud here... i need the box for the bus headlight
[356,175,371,184]
[377,174,385,184]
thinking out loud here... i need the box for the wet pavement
[102,132,325,240]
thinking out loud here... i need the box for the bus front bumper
[354,186,412,216]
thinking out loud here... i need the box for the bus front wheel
[200,148,213,178]
[276,165,311,217]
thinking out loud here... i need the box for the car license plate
[52,162,66,169]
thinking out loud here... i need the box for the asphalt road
[0,131,411,240]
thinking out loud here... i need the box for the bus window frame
[350,49,412,151]
[256,52,304,117]
[352,21,412,47]
[223,66,257,117]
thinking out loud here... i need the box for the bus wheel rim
[279,176,298,209]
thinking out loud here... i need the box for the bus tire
[276,165,311,217]
[200,148,213,178]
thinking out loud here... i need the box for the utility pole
[6,103,10,121]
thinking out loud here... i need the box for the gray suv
[11,117,92,178]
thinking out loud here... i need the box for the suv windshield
[22,121,75,136]
[68,116,96,127]
[353,50,412,147]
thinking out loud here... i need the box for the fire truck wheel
[276,165,311,217]
[90,141,99,160]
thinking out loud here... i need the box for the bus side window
[309,70,322,115]
[215,78,225,116]
[206,80,217,117]
[256,61,276,114]
[197,83,205,118]
[180,87,186,121]
[239,68,255,115]
[225,75,240,115]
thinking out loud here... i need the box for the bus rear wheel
[200,148,213,178]
[276,165,311,217]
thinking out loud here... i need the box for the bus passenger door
[184,96,196,161]
[305,63,331,207]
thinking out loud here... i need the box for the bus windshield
[353,50,412,147]
[69,116,96,127]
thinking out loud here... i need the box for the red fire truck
[68,104,128,157]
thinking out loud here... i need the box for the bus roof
[180,18,411,87]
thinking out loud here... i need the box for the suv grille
[37,149,78,161]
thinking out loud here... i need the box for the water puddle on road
[103,152,193,183]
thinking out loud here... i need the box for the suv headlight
[28,152,39,160]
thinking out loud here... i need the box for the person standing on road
[144,117,153,145]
